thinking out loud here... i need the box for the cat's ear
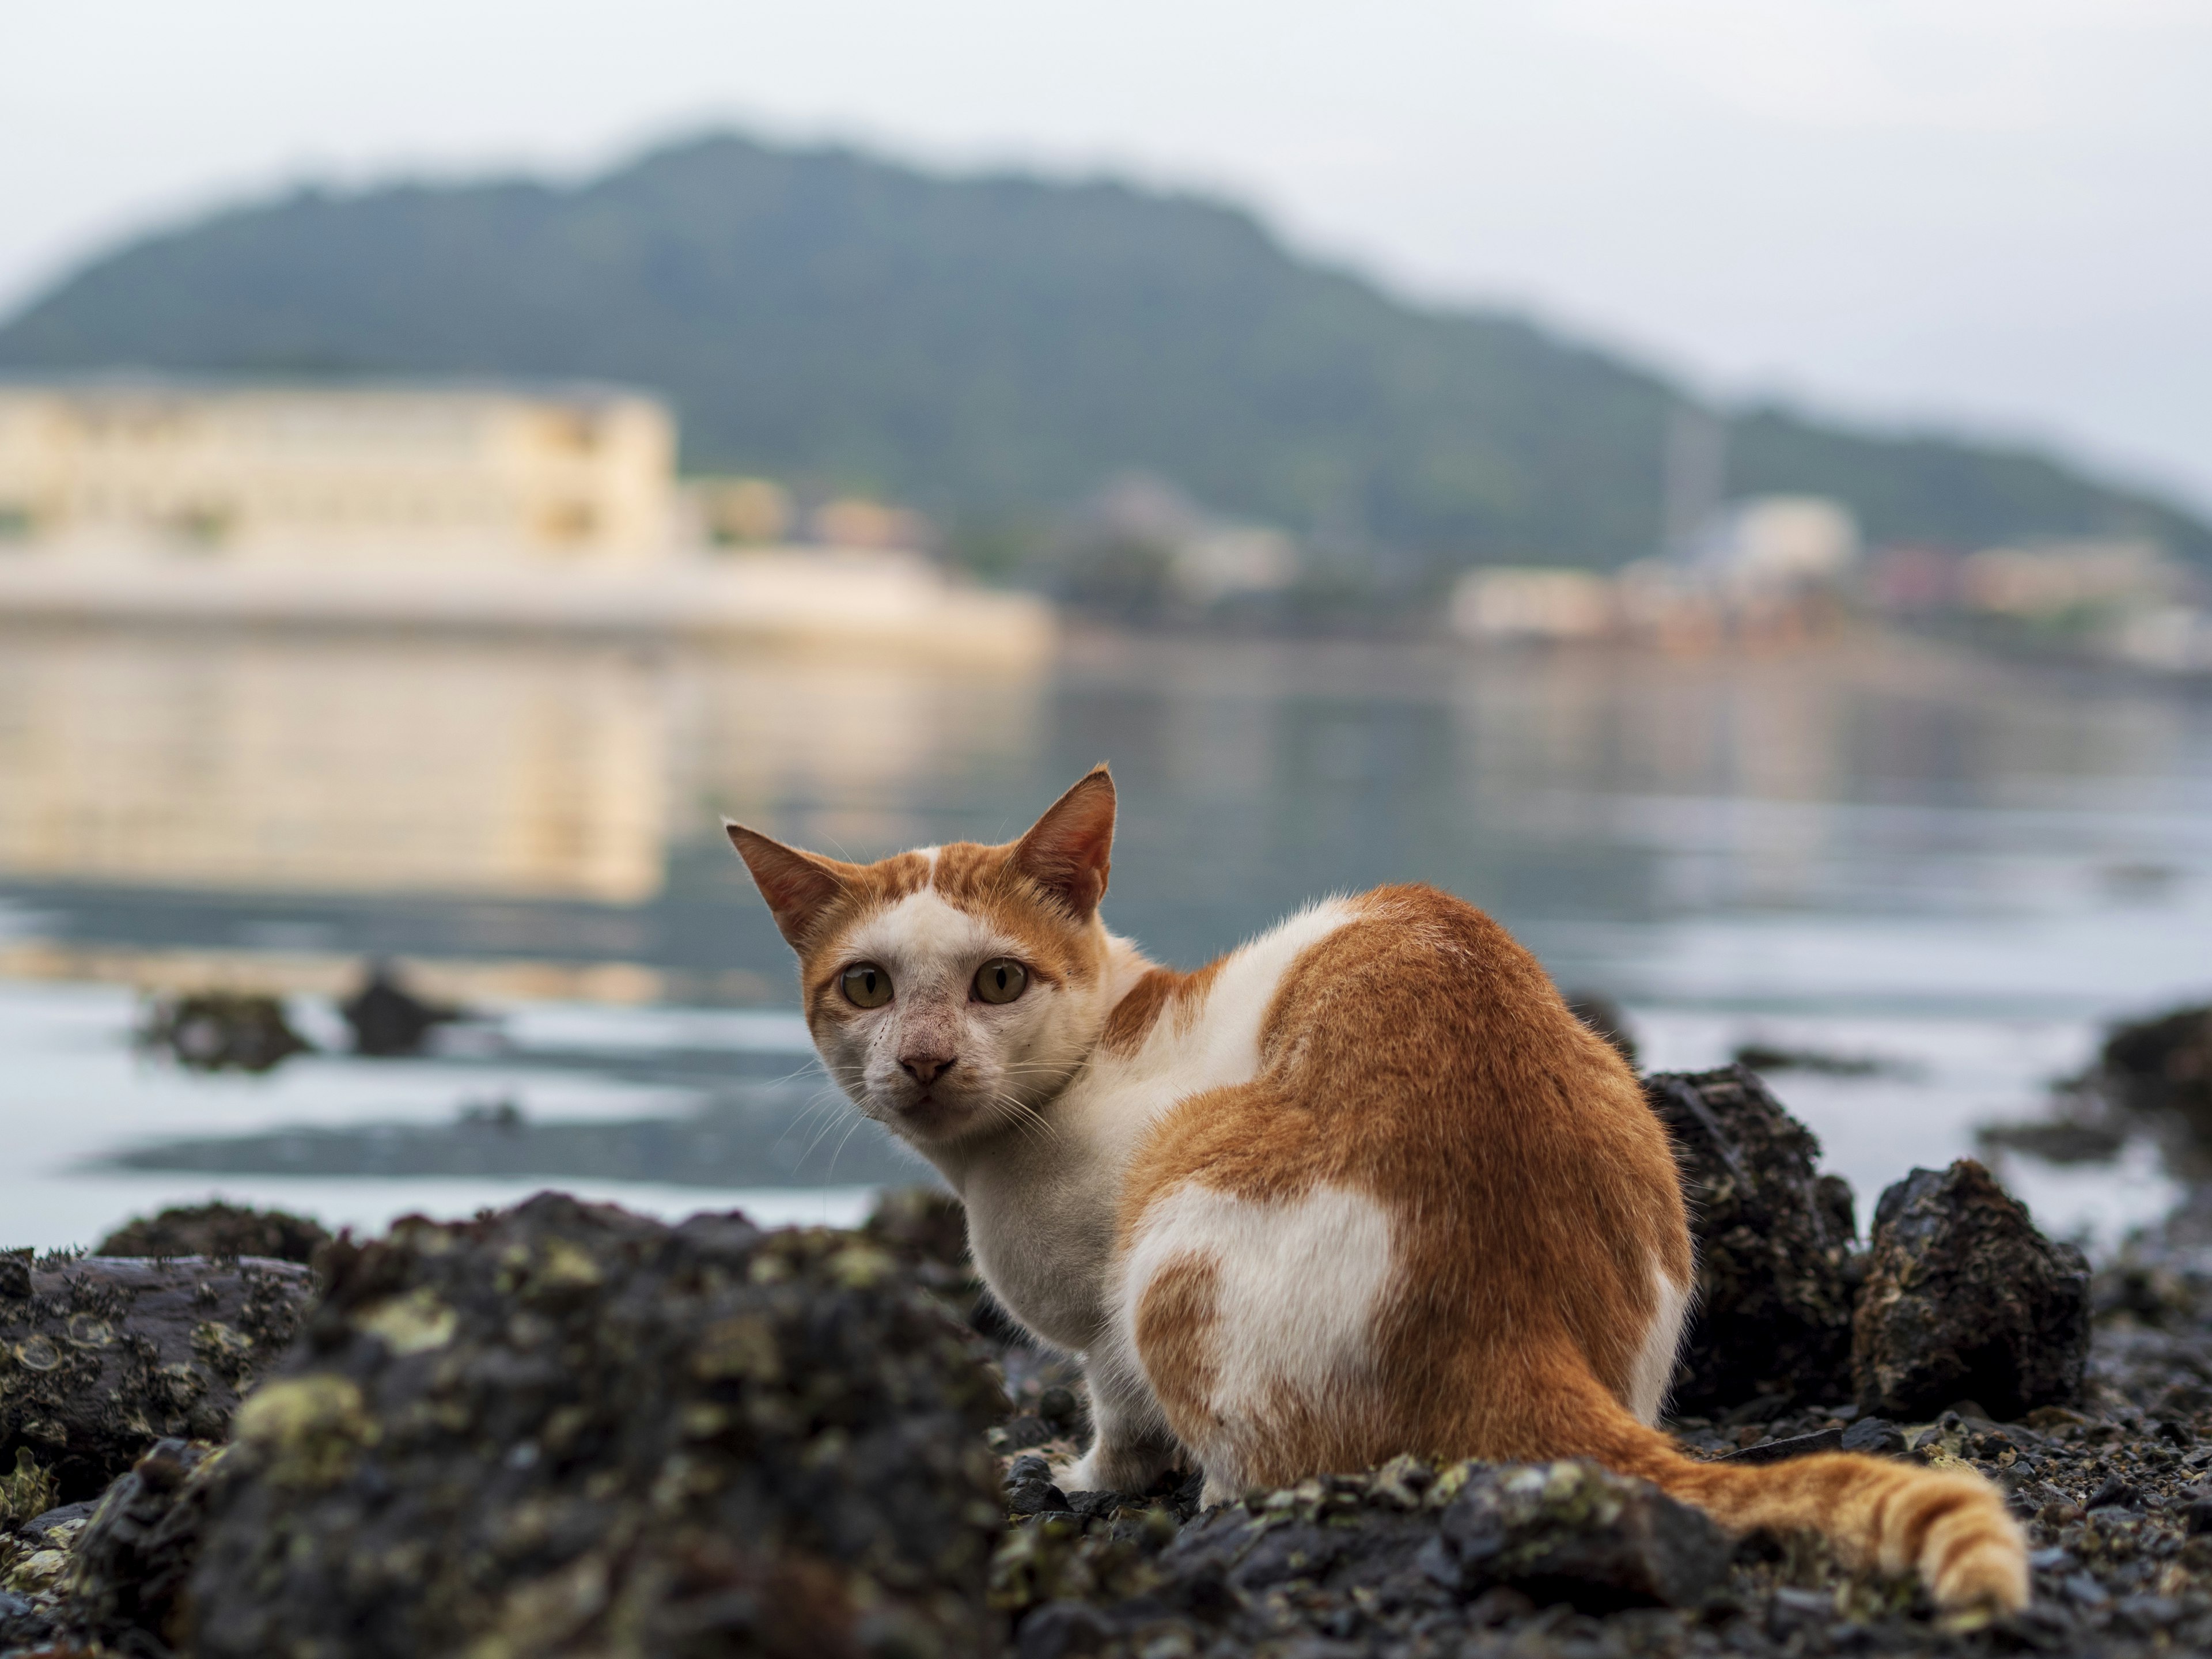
[724,823,856,950]
[1011,764,1116,918]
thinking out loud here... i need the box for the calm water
[2,622,2209,1251]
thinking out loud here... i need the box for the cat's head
[725,766,1120,1149]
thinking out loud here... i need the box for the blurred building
[0,380,675,562]
[0,381,1050,658]
[808,495,934,553]
[1059,474,1301,613]
[1677,496,1860,589]
[1957,539,2180,620]
[687,475,793,546]
[1449,567,1615,642]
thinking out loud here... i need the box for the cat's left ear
[724,823,859,950]
[1012,764,1115,918]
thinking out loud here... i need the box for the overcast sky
[7,0,2209,509]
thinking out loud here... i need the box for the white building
[1679,496,1860,589]
[1449,567,1615,642]
[0,380,676,563]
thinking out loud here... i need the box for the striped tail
[1548,1371,2028,1613]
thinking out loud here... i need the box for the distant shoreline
[0,544,1053,662]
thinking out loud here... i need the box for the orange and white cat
[728,766,2027,1613]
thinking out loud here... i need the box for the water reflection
[0,627,1047,905]
[1,622,2209,1251]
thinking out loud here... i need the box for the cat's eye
[972,958,1028,1005]
[840,963,893,1009]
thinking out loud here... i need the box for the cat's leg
[1056,1343,1183,1494]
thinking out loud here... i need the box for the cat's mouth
[877,1084,968,1139]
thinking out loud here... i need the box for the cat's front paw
[1051,1447,1105,1494]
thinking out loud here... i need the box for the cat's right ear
[724,823,855,950]
[1011,764,1116,919]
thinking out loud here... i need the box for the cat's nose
[900,1052,957,1088]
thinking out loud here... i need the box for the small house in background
[1449,567,1615,642]
[1057,474,1301,615]
[1957,539,2181,622]
[688,476,793,546]
[0,379,675,563]
[808,496,934,554]
[1676,495,1860,590]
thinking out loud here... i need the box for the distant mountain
[3,132,2204,576]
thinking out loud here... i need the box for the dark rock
[1017,1599,1118,1658]
[2097,1003,2212,1134]
[1852,1160,2092,1420]
[2085,1473,2140,1512]
[1008,1453,1073,1517]
[1732,1043,1891,1077]
[1566,991,1639,1069]
[1716,1427,1844,1464]
[1645,1065,1858,1412]
[1435,1461,1728,1608]
[56,1437,221,1655]
[0,1589,52,1650]
[176,1192,1004,1658]
[16,1501,97,1543]
[1158,1460,1728,1616]
[339,960,466,1057]
[1839,1417,1908,1457]
[95,1202,331,1266]
[0,1253,314,1501]
[1768,1585,1835,1637]
[135,990,310,1073]
[1037,1386,1080,1431]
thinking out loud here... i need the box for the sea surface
[2,622,2207,1253]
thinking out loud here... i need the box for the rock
[1731,1043,1889,1077]
[1007,1454,1073,1517]
[1839,1416,1908,1457]
[135,990,310,1073]
[54,1437,221,1656]
[2085,1473,2139,1512]
[95,1202,331,1266]
[0,1588,52,1652]
[1645,1065,1858,1412]
[339,961,466,1057]
[0,1252,314,1501]
[1852,1160,2091,1421]
[1156,1460,1728,1619]
[1715,1427,1843,1464]
[15,1502,97,1545]
[2097,1003,2212,1138]
[175,1192,1005,1658]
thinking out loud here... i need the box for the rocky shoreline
[6,1045,2212,1657]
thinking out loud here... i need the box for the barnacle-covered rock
[1002,1457,1729,1656]
[95,1202,331,1266]
[1646,1065,1859,1412]
[1853,1160,2091,1420]
[0,1252,313,1501]
[2097,1003,2212,1142]
[176,1191,1006,1658]
[135,990,310,1073]
[52,1436,222,1654]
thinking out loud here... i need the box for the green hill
[2,132,2203,575]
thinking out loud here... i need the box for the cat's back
[1109,881,1675,1219]
[1101,882,1617,1092]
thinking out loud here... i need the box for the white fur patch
[1627,1261,1690,1424]
[1118,897,1361,1090]
[1121,1181,1394,1428]
[842,887,1004,991]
